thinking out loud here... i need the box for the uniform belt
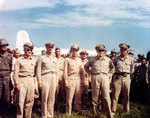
[0,70,9,72]
[41,71,56,75]
[68,72,79,76]
[115,72,130,77]
[92,72,107,75]
[19,75,34,78]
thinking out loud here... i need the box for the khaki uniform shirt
[113,55,134,74]
[56,57,64,81]
[84,56,115,76]
[81,59,91,85]
[64,57,84,85]
[13,55,38,84]
[37,55,58,84]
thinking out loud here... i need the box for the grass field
[31,99,150,118]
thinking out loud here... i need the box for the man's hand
[38,84,42,89]
[56,83,59,89]
[15,84,20,91]
[65,83,70,89]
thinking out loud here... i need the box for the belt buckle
[123,73,127,77]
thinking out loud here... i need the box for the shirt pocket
[124,61,131,71]
[20,62,28,70]
[42,60,50,69]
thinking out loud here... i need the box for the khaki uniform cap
[70,44,79,51]
[95,44,106,51]
[79,50,88,55]
[45,42,54,47]
[7,48,14,53]
[23,43,34,49]
[119,43,130,49]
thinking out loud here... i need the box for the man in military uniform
[64,45,84,115]
[14,43,38,118]
[10,49,20,104]
[0,39,12,117]
[84,44,115,118]
[41,50,46,55]
[37,42,58,118]
[55,47,65,110]
[111,43,134,116]
[110,50,116,61]
[80,50,90,110]
[7,48,14,57]
[134,57,149,104]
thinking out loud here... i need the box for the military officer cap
[23,43,34,49]
[119,43,130,49]
[45,42,54,48]
[95,44,106,51]
[70,44,79,51]
[0,39,9,46]
[138,53,144,57]
[129,52,134,55]
[41,50,46,55]
[111,49,116,54]
[7,48,14,53]
[79,50,88,55]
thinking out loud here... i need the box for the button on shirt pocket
[124,61,131,71]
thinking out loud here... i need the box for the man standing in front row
[37,42,58,118]
[111,43,134,116]
[84,44,115,118]
[0,39,12,117]
[14,43,38,118]
[64,45,84,115]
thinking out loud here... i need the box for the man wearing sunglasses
[37,42,58,118]
[111,43,134,116]
[14,43,38,118]
[84,44,115,118]
[0,39,12,117]
[64,45,84,115]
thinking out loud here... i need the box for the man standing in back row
[111,43,134,116]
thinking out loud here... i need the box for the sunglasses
[98,50,105,52]
[72,49,78,51]
[26,49,32,52]
[47,46,53,48]
[120,48,127,51]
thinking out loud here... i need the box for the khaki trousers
[17,77,34,118]
[91,74,112,118]
[111,74,131,113]
[41,73,56,118]
[66,78,81,115]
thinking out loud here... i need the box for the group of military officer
[0,38,149,118]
